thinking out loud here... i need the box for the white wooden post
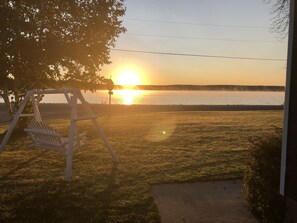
[75,118,81,150]
[63,91,71,104]
[0,91,32,151]
[77,90,119,163]
[31,95,42,122]
[65,91,78,181]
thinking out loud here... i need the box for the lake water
[38,90,285,105]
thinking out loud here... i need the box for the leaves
[0,0,126,95]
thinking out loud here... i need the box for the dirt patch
[151,180,258,223]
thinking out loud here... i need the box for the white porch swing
[0,88,118,181]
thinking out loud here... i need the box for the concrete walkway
[151,180,258,223]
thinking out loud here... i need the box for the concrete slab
[151,180,258,223]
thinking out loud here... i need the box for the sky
[101,0,288,86]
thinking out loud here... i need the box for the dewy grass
[0,110,283,222]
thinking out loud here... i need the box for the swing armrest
[25,128,61,137]
[62,132,87,144]
[79,132,87,137]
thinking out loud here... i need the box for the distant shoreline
[2,104,284,119]
[0,104,283,123]
[99,85,285,92]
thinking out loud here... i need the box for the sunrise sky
[102,0,288,86]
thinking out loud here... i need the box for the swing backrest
[25,121,67,152]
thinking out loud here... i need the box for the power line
[125,33,283,43]
[125,18,269,29]
[111,49,286,62]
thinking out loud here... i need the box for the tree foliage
[0,0,126,109]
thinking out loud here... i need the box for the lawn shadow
[1,163,119,222]
[0,150,48,181]
[97,163,118,222]
[0,128,28,147]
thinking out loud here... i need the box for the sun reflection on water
[117,90,143,105]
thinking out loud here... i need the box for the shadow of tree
[1,163,119,223]
[0,150,48,181]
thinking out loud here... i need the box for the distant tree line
[112,85,285,92]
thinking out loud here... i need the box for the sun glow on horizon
[116,70,140,86]
[112,64,147,105]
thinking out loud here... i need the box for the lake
[38,90,285,105]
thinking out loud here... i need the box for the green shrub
[243,130,286,223]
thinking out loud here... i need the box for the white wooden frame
[280,1,295,196]
[0,88,118,181]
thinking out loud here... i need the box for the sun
[116,70,140,86]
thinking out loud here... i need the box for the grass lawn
[0,110,283,222]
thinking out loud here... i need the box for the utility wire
[111,49,286,62]
[125,33,283,43]
[125,18,269,29]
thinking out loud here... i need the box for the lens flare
[145,119,176,142]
